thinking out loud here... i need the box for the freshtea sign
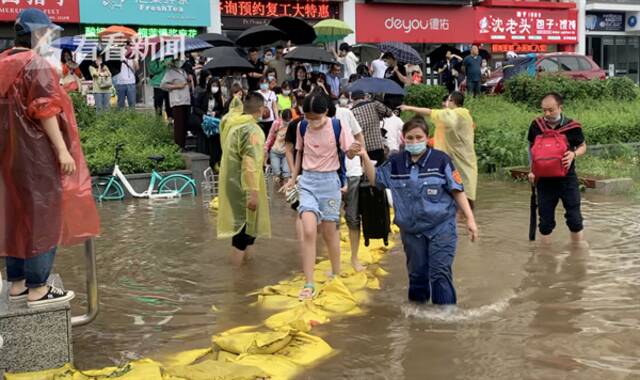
[80,0,211,27]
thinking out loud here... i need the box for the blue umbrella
[347,77,406,95]
[152,38,212,60]
[378,42,423,65]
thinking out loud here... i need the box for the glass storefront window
[590,35,640,83]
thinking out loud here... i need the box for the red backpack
[531,117,581,178]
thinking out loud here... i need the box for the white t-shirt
[256,90,277,122]
[382,114,404,153]
[371,59,388,79]
[113,59,136,85]
[336,107,363,177]
[338,52,359,80]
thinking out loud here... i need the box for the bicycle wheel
[92,177,125,201]
[158,174,197,197]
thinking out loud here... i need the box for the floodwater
[53,180,639,379]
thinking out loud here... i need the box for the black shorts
[232,225,256,251]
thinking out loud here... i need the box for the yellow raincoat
[217,98,271,239]
[430,107,478,201]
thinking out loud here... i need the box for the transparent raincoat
[431,108,478,201]
[0,49,100,259]
[217,97,271,239]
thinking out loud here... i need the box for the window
[557,56,581,71]
[538,58,559,73]
[578,57,594,71]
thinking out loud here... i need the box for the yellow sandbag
[161,348,212,368]
[274,332,333,366]
[234,354,300,380]
[216,350,239,362]
[264,302,330,332]
[80,360,163,379]
[374,267,390,277]
[312,278,359,314]
[209,196,219,211]
[339,271,369,291]
[254,294,300,310]
[366,276,381,290]
[167,359,267,380]
[213,330,293,355]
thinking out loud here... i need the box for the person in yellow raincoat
[400,91,478,207]
[218,93,271,265]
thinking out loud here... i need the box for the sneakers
[9,288,28,302]
[27,286,75,308]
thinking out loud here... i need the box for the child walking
[284,93,360,300]
[360,117,478,305]
[265,109,293,183]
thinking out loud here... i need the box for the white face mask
[211,86,219,94]
[339,98,349,107]
[282,90,291,96]
[264,55,273,62]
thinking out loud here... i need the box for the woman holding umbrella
[383,52,411,87]
[89,53,113,112]
[161,57,192,150]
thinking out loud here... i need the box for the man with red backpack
[528,92,587,244]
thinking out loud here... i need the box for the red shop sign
[0,0,80,23]
[221,0,338,19]
[355,3,475,44]
[492,43,548,53]
[476,7,578,44]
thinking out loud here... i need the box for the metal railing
[71,239,99,327]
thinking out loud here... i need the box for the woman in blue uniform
[360,117,478,305]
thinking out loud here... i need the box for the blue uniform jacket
[376,149,464,235]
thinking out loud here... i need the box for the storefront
[220,0,342,40]
[356,0,578,65]
[0,0,81,49]
[585,3,640,83]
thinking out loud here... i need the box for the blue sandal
[299,283,315,301]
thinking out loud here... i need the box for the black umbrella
[196,33,234,47]
[428,44,462,67]
[352,44,380,65]
[235,25,287,47]
[378,42,423,65]
[202,47,254,74]
[462,48,492,61]
[269,16,316,45]
[284,46,336,65]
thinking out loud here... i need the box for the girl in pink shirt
[265,109,293,183]
[284,93,360,300]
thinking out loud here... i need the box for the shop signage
[476,7,578,44]
[80,0,211,27]
[0,0,79,23]
[492,43,548,53]
[83,26,198,38]
[221,0,338,19]
[586,12,625,32]
[355,3,475,43]
[626,12,640,32]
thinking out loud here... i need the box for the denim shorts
[298,171,341,223]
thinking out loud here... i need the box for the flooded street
[56,180,640,379]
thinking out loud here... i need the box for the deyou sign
[356,3,475,43]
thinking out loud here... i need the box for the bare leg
[349,228,365,272]
[295,216,303,242]
[230,248,247,266]
[540,234,553,245]
[300,212,319,284]
[9,279,27,296]
[570,230,584,242]
[321,221,341,277]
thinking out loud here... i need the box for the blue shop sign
[586,12,625,32]
[80,0,211,27]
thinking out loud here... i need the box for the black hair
[382,52,395,61]
[442,94,449,103]
[449,91,465,107]
[402,117,430,136]
[248,47,258,53]
[542,92,564,106]
[295,65,307,75]
[339,42,350,52]
[351,91,366,101]
[281,109,293,121]
[281,81,291,90]
[13,24,32,48]
[356,63,370,77]
[244,92,265,114]
[303,91,330,115]
[275,45,284,50]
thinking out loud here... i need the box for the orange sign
[492,43,548,53]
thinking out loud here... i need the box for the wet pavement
[51,180,639,379]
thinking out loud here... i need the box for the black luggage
[358,180,390,247]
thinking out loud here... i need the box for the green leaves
[404,85,449,109]
[78,108,185,176]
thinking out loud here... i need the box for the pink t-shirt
[296,118,354,172]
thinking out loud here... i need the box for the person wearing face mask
[527,93,586,245]
[218,93,271,265]
[161,56,192,150]
[360,117,478,305]
[194,77,224,169]
[400,91,478,209]
[265,45,287,86]
[277,81,293,112]
[282,93,361,300]
[255,77,278,138]
[0,8,100,307]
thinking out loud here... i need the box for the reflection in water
[48,181,638,379]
